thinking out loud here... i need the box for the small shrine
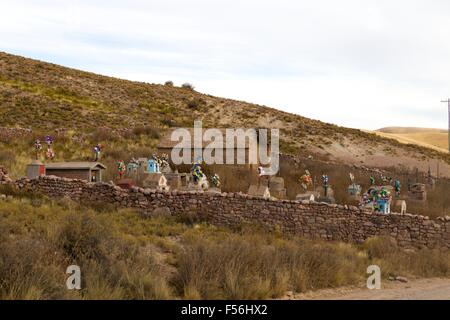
[361,186,392,214]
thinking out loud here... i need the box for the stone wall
[0,127,32,142]
[13,175,450,249]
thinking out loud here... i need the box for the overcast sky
[1,0,449,130]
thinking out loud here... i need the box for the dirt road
[289,278,450,300]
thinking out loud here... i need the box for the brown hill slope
[1,51,449,177]
[375,127,448,152]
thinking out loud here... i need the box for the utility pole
[440,99,450,153]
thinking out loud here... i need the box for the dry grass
[374,127,448,153]
[0,196,449,300]
[174,232,366,299]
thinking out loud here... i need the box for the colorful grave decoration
[370,176,375,186]
[151,153,170,172]
[394,179,401,198]
[147,159,160,173]
[348,172,361,196]
[321,174,329,197]
[299,170,313,192]
[210,173,221,188]
[127,158,140,174]
[117,160,126,179]
[34,139,42,160]
[349,172,355,183]
[93,144,103,162]
[362,186,392,214]
[191,161,205,183]
[44,135,55,160]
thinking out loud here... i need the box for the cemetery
[0,130,448,250]
[8,133,445,220]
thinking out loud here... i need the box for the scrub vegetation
[0,195,449,300]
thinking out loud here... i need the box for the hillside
[375,127,448,153]
[1,51,450,179]
[1,52,450,300]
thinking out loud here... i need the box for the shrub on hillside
[181,83,195,91]
[132,126,160,139]
[186,98,205,110]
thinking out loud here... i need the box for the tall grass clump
[173,231,368,299]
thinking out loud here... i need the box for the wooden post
[441,99,450,153]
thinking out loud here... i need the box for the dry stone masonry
[12,175,450,249]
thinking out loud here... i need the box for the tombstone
[164,172,182,190]
[348,184,362,196]
[269,176,287,199]
[409,183,427,201]
[315,186,335,204]
[347,183,362,201]
[143,173,169,191]
[117,178,135,190]
[180,173,190,188]
[127,162,139,175]
[161,164,173,174]
[147,159,160,173]
[296,191,319,202]
[26,160,46,179]
[248,185,271,199]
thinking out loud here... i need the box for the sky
[0,0,449,130]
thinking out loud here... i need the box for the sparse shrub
[91,127,118,143]
[362,236,450,278]
[175,210,208,225]
[181,83,195,91]
[161,117,176,127]
[132,126,160,139]
[173,232,367,299]
[56,213,110,262]
[0,237,67,299]
[186,98,205,110]
[0,149,15,164]
[164,81,174,86]
[0,190,449,300]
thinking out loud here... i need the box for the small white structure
[393,200,407,214]
[198,175,209,190]
[248,185,271,199]
[296,193,316,202]
[143,173,169,191]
